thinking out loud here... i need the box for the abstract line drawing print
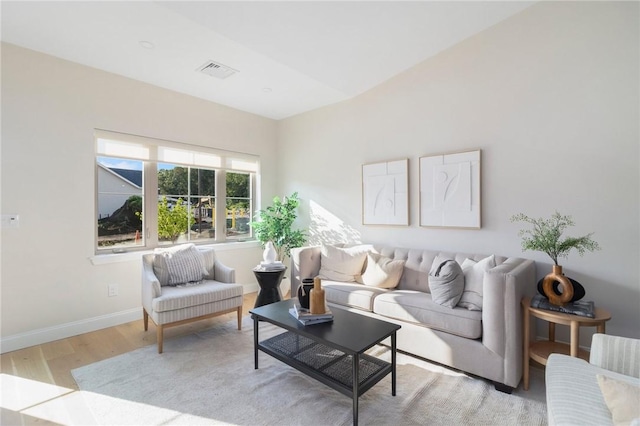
[420,150,480,228]
[362,159,408,226]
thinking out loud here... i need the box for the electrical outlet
[108,283,119,297]
[1,214,19,228]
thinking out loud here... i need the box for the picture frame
[419,150,481,229]
[362,159,409,226]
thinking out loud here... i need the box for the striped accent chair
[546,334,640,425]
[142,246,244,353]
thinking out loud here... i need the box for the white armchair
[142,245,244,353]
[546,334,640,425]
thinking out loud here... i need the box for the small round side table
[522,296,611,390]
[253,267,287,308]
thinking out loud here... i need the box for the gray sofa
[291,244,536,391]
[546,334,640,425]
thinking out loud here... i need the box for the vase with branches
[511,211,600,305]
[251,192,307,262]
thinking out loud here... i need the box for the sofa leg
[143,308,149,331]
[494,382,514,394]
[237,306,242,330]
[157,325,164,354]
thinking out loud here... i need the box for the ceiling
[1,1,534,120]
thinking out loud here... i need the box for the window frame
[94,130,259,254]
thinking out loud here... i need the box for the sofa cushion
[318,244,370,282]
[322,280,388,312]
[153,244,208,286]
[428,259,464,308]
[373,290,482,339]
[357,253,405,289]
[597,374,640,425]
[458,255,496,311]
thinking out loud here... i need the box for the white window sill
[89,240,261,265]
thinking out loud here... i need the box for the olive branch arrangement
[510,211,600,265]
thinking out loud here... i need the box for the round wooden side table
[522,296,611,390]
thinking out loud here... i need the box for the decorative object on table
[309,277,326,314]
[419,150,481,229]
[362,158,409,226]
[255,260,285,271]
[250,192,307,262]
[530,294,595,318]
[511,211,600,306]
[263,241,277,264]
[297,278,315,309]
[288,301,333,325]
[535,269,586,303]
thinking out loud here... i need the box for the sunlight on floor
[0,373,231,425]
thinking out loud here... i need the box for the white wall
[1,43,275,351]
[278,2,639,342]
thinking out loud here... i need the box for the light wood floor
[1,292,259,391]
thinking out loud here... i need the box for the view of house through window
[97,157,144,249]
[96,132,258,252]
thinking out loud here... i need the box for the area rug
[63,318,546,425]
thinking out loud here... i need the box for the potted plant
[511,211,600,305]
[251,192,307,262]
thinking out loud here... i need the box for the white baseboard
[1,283,260,354]
[1,308,142,354]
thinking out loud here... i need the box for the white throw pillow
[318,244,369,282]
[357,253,405,288]
[457,255,496,311]
[153,243,208,286]
[597,374,640,425]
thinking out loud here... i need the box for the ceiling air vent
[197,60,238,79]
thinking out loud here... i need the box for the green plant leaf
[250,192,307,261]
[510,211,600,265]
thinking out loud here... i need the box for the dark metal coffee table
[250,299,400,426]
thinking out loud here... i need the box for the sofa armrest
[290,246,322,298]
[214,260,236,283]
[141,254,161,311]
[483,257,536,387]
[590,333,640,378]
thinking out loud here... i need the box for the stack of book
[254,261,286,272]
[289,302,334,326]
[530,294,595,318]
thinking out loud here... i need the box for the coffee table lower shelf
[259,331,392,398]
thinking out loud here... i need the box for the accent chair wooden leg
[237,306,242,330]
[157,325,164,354]
[143,308,149,331]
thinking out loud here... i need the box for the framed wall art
[362,159,409,226]
[419,150,481,229]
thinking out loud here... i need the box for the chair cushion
[152,281,243,313]
[153,244,208,286]
[373,290,482,339]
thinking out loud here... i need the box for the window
[226,171,251,240]
[95,130,258,252]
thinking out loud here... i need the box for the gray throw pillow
[428,259,464,309]
[153,244,208,286]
